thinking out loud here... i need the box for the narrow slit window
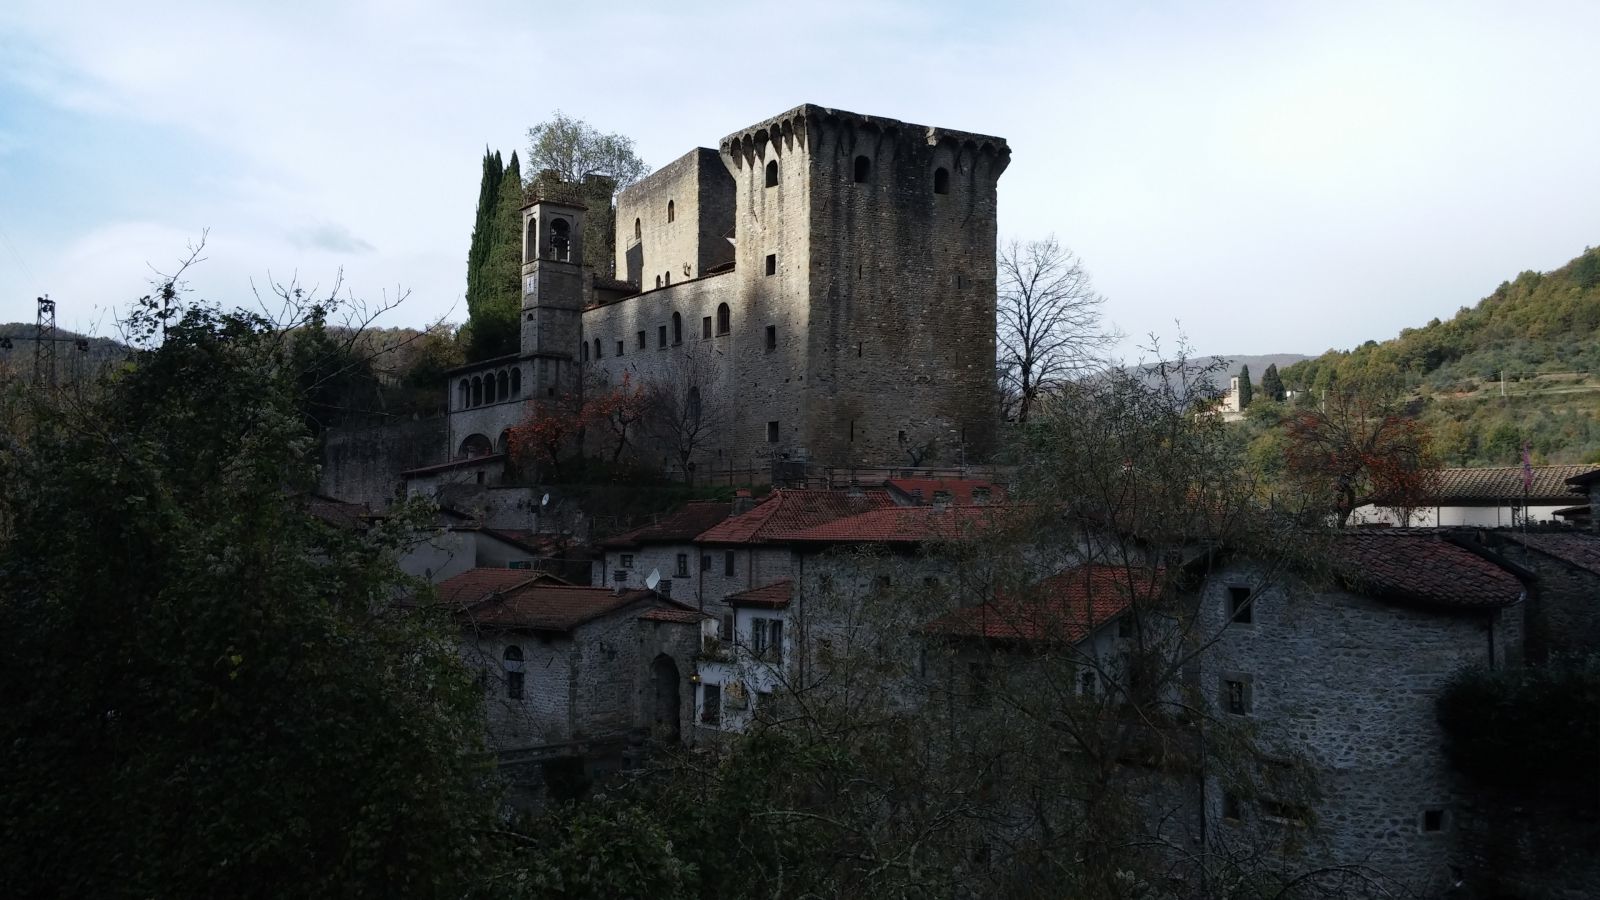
[658,325,667,348]
[765,254,777,276]
[667,200,675,223]
[767,421,779,443]
[765,325,776,350]
[702,316,712,339]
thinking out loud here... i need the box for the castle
[444,105,1011,475]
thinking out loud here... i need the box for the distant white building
[1352,465,1598,527]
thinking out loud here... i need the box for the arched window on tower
[716,302,730,335]
[667,200,675,223]
[634,218,642,242]
[458,379,469,409]
[765,159,779,187]
[471,375,483,407]
[593,338,602,360]
[581,341,589,362]
[503,645,525,699]
[933,167,950,194]
[549,219,571,261]
[854,155,872,183]
[510,368,521,397]
[496,370,509,401]
[524,218,538,262]
[672,312,682,344]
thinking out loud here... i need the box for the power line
[0,216,40,290]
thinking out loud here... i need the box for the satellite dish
[540,493,550,507]
[645,569,661,591]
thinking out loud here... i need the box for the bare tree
[643,347,727,484]
[997,236,1118,423]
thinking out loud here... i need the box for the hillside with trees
[1269,246,1600,466]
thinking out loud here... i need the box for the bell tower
[520,198,586,398]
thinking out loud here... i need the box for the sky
[1,0,1597,360]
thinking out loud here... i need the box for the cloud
[289,222,375,255]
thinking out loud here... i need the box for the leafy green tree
[1236,363,1254,408]
[0,276,500,898]
[1261,362,1286,402]
[526,111,649,193]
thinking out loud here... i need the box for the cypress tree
[1237,364,1254,409]
[464,148,504,333]
[468,153,526,360]
[1261,363,1286,402]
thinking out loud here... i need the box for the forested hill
[1278,245,1600,465]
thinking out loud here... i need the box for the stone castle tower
[445,104,1010,473]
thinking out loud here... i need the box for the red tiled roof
[784,504,1015,544]
[924,565,1155,643]
[695,489,894,544]
[639,607,711,624]
[1502,532,1600,577]
[727,580,792,609]
[1427,466,1595,504]
[401,454,506,478]
[457,582,658,632]
[305,494,370,530]
[602,501,734,548]
[434,568,555,607]
[1336,533,1523,609]
[886,478,1006,506]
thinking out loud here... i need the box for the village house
[1351,464,1598,527]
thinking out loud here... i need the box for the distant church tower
[520,196,587,399]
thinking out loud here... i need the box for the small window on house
[1222,793,1243,822]
[1229,587,1253,624]
[1223,678,1250,716]
[658,325,667,348]
[766,421,779,443]
[1261,800,1307,827]
[724,551,735,577]
[769,620,783,662]
[719,613,733,642]
[765,325,776,350]
[637,331,646,349]
[968,662,991,707]
[750,617,767,656]
[676,554,689,577]
[701,554,712,572]
[672,312,682,344]
[1422,809,1446,833]
[765,159,779,187]
[849,420,855,442]
[634,218,641,241]
[616,340,624,357]
[621,554,634,568]
[765,254,776,276]
[716,303,730,335]
[853,155,871,183]
[667,200,675,223]
[933,166,950,194]
[898,430,907,444]
[503,645,525,700]
[701,682,721,724]
[702,316,712,339]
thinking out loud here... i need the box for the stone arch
[496,430,510,454]
[496,370,509,400]
[459,433,492,458]
[650,654,681,743]
[458,379,469,409]
[549,218,571,261]
[524,217,538,263]
[471,375,483,407]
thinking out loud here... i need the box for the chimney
[731,488,757,516]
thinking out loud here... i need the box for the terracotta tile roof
[400,454,506,478]
[602,501,734,549]
[727,580,792,609]
[433,568,642,632]
[783,504,1015,544]
[1335,532,1523,609]
[304,494,370,530]
[1427,466,1595,504]
[695,489,894,544]
[886,477,1006,506]
[639,607,711,624]
[924,565,1155,643]
[1502,532,1600,577]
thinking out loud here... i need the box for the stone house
[1352,464,1598,527]
[434,568,706,753]
[1481,529,1600,661]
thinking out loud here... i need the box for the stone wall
[614,148,734,287]
[319,417,447,509]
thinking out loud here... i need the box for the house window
[672,312,682,344]
[853,155,871,183]
[621,554,634,568]
[503,645,525,700]
[1229,586,1253,624]
[719,613,733,642]
[1261,800,1307,827]
[637,331,646,349]
[700,682,721,724]
[616,340,624,357]
[716,303,730,335]
[658,325,667,348]
[933,166,950,194]
[765,159,778,187]
[765,254,776,276]
[701,554,712,572]
[1222,793,1243,822]
[702,316,712,339]
[676,554,689,577]
[765,325,776,350]
[1223,677,1251,716]
[766,421,779,443]
[769,619,783,662]
[724,551,735,576]
[1422,809,1447,833]
[968,662,991,707]
[750,617,767,655]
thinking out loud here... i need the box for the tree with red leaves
[1284,387,1439,527]
[587,371,651,465]
[506,392,587,482]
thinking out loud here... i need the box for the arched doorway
[650,655,681,743]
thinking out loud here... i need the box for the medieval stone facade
[444,105,1010,474]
